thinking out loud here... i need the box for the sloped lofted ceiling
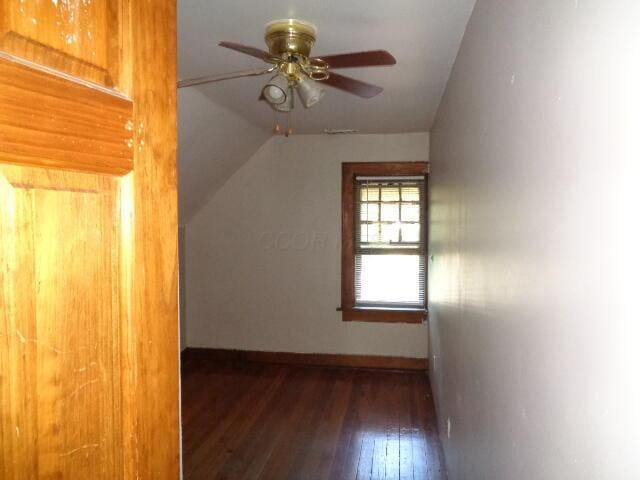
[178,0,476,222]
[178,88,270,221]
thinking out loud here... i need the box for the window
[341,162,428,323]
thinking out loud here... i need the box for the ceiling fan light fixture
[262,73,290,105]
[179,19,397,115]
[272,87,294,112]
[296,75,325,108]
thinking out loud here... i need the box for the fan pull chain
[285,111,293,137]
[272,111,293,137]
[272,109,281,134]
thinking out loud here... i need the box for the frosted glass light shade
[297,75,325,108]
[262,74,290,105]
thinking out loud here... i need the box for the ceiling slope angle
[178,88,271,222]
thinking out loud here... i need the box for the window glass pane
[401,186,420,201]
[360,224,380,243]
[360,203,379,221]
[360,186,379,201]
[380,223,400,243]
[380,186,400,202]
[356,254,422,305]
[401,203,420,222]
[356,180,424,250]
[401,223,420,242]
[380,203,399,222]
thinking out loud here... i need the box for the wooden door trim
[127,1,180,477]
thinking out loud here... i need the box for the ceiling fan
[177,19,396,112]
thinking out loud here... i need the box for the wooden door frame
[126,1,180,478]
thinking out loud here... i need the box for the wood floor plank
[185,365,288,478]
[212,368,318,479]
[327,370,369,480]
[384,372,404,480]
[355,372,377,480]
[399,375,416,480]
[292,369,355,479]
[181,359,445,480]
[183,363,277,462]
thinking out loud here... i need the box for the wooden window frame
[341,161,429,324]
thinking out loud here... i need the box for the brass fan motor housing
[265,19,317,58]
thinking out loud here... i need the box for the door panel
[0,0,178,478]
[0,165,125,479]
[0,56,133,174]
[0,0,126,87]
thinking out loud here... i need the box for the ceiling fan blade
[178,67,274,88]
[218,41,272,61]
[311,50,396,69]
[320,72,384,99]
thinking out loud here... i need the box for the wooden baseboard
[181,347,428,371]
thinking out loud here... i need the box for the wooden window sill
[338,307,427,324]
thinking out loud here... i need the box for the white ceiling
[178,0,476,134]
[177,0,475,222]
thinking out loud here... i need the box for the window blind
[354,176,426,308]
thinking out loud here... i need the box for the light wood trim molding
[182,348,428,372]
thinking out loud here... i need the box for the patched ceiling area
[178,0,476,222]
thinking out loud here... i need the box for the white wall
[429,1,640,479]
[178,88,270,222]
[186,132,430,358]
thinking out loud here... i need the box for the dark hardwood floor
[181,355,446,480]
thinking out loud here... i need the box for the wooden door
[0,1,179,479]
